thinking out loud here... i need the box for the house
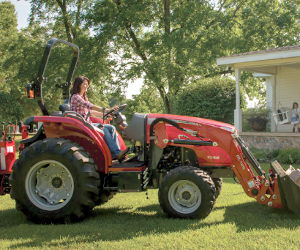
[217,46,300,149]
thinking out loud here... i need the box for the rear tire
[11,138,100,223]
[158,166,216,219]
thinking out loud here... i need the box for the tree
[87,0,300,113]
[28,0,116,106]
[2,0,300,121]
[0,92,23,122]
[6,29,110,118]
[0,2,22,122]
[28,0,93,43]
[125,86,163,119]
[0,0,113,121]
[0,1,18,88]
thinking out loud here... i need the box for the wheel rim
[25,160,74,211]
[168,180,202,214]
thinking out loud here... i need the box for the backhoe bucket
[271,161,300,214]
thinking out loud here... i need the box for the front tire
[11,138,100,223]
[158,166,216,219]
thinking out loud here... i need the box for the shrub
[173,77,243,124]
[277,148,300,164]
[242,107,270,132]
[251,147,300,164]
[251,148,279,163]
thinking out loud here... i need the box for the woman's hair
[71,75,90,100]
[293,102,299,109]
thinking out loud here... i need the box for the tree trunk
[157,85,171,113]
[163,0,170,35]
[114,0,172,113]
[163,0,172,113]
[56,0,74,42]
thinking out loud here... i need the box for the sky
[1,0,31,29]
[1,0,142,98]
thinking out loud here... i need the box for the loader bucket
[271,161,300,214]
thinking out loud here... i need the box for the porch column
[266,75,276,132]
[234,69,242,131]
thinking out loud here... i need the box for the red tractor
[0,122,17,195]
[9,39,300,223]
[0,121,29,196]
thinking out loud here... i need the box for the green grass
[1,165,300,249]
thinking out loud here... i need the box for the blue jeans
[103,124,121,158]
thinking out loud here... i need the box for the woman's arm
[90,106,118,118]
[90,109,104,118]
[91,105,117,114]
[91,105,112,113]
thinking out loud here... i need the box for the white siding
[276,66,300,132]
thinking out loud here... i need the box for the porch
[217,45,300,134]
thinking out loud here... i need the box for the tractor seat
[50,104,71,116]
[59,103,71,113]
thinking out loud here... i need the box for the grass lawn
[0,164,300,249]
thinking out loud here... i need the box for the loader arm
[151,118,283,209]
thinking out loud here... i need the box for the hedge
[173,77,239,124]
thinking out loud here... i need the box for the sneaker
[117,148,129,162]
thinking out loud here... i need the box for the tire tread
[11,138,100,224]
[158,166,216,219]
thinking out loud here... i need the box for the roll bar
[29,38,80,115]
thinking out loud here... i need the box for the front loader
[10,38,300,223]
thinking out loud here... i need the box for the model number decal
[207,156,220,160]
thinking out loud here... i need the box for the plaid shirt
[70,93,93,123]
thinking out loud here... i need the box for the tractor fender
[26,116,111,173]
[20,119,46,149]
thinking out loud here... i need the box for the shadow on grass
[221,201,300,232]
[0,208,28,227]
[0,205,195,248]
[1,201,299,248]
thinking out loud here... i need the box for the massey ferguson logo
[6,146,14,153]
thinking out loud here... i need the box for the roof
[217,45,300,66]
[228,45,300,57]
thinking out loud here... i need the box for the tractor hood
[147,114,236,133]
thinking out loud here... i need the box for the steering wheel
[103,104,127,119]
